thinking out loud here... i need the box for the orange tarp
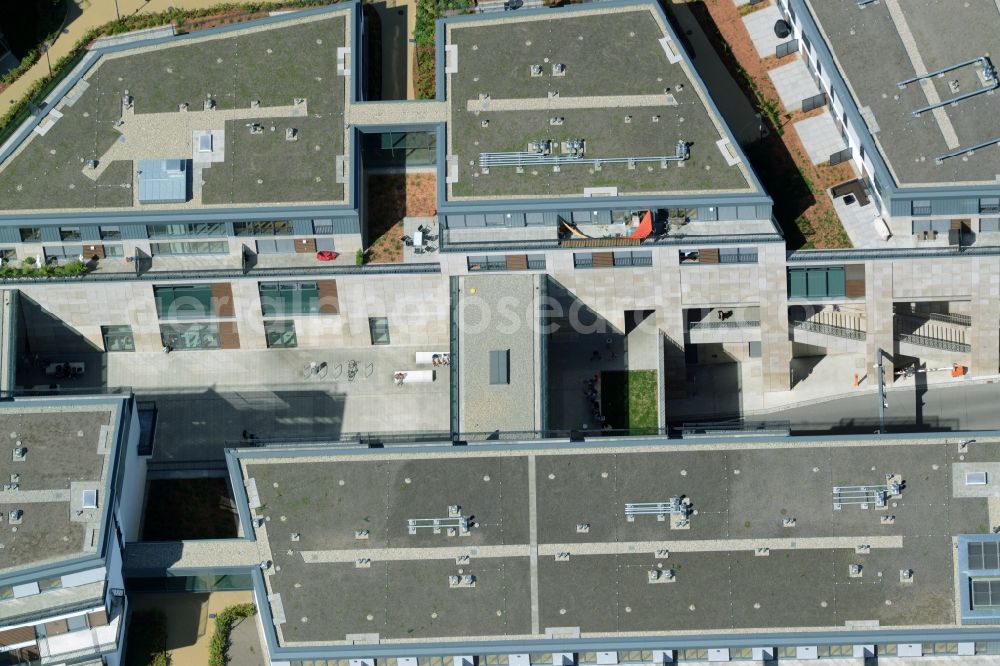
[628,210,653,240]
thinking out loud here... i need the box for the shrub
[208,603,257,666]
[413,0,472,99]
[0,259,87,280]
[355,248,365,265]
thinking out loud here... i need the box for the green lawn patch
[600,369,659,433]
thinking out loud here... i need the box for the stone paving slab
[768,56,820,112]
[794,112,848,165]
[741,3,784,59]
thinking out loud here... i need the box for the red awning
[628,210,653,240]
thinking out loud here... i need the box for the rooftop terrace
[0,8,350,214]
[444,4,755,200]
[0,403,118,576]
[239,435,1000,649]
[806,0,1000,187]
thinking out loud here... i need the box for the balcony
[687,307,760,344]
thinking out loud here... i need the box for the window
[160,322,220,350]
[666,208,697,221]
[65,614,88,632]
[259,282,321,316]
[147,223,225,238]
[0,248,15,262]
[911,200,932,216]
[234,220,293,236]
[150,241,228,255]
[103,244,124,258]
[980,218,1000,233]
[264,321,298,348]
[972,579,1000,610]
[369,317,390,345]
[256,238,297,254]
[718,247,758,264]
[19,227,40,242]
[489,349,510,385]
[38,576,62,592]
[981,198,1000,214]
[313,219,335,234]
[154,285,214,320]
[613,250,653,267]
[467,255,508,272]
[102,325,135,352]
[44,245,83,262]
[59,226,81,241]
[788,267,846,299]
[100,226,121,240]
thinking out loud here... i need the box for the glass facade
[102,325,136,352]
[150,240,228,255]
[154,285,214,320]
[260,282,321,316]
[147,222,226,238]
[161,322,221,350]
[100,225,121,240]
[788,266,846,299]
[265,320,298,348]
[369,317,390,345]
[234,220,293,236]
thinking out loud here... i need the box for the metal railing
[802,92,827,113]
[787,244,1000,262]
[776,39,799,59]
[689,319,761,330]
[829,147,852,165]
[680,420,791,437]
[895,332,971,353]
[718,252,758,264]
[791,319,867,341]
[441,233,782,254]
[0,261,441,285]
[895,310,972,327]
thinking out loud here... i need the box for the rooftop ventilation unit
[12,446,26,462]
[82,489,98,509]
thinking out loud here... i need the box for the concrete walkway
[0,0,273,115]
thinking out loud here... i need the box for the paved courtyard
[101,347,450,461]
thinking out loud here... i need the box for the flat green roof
[0,10,350,214]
